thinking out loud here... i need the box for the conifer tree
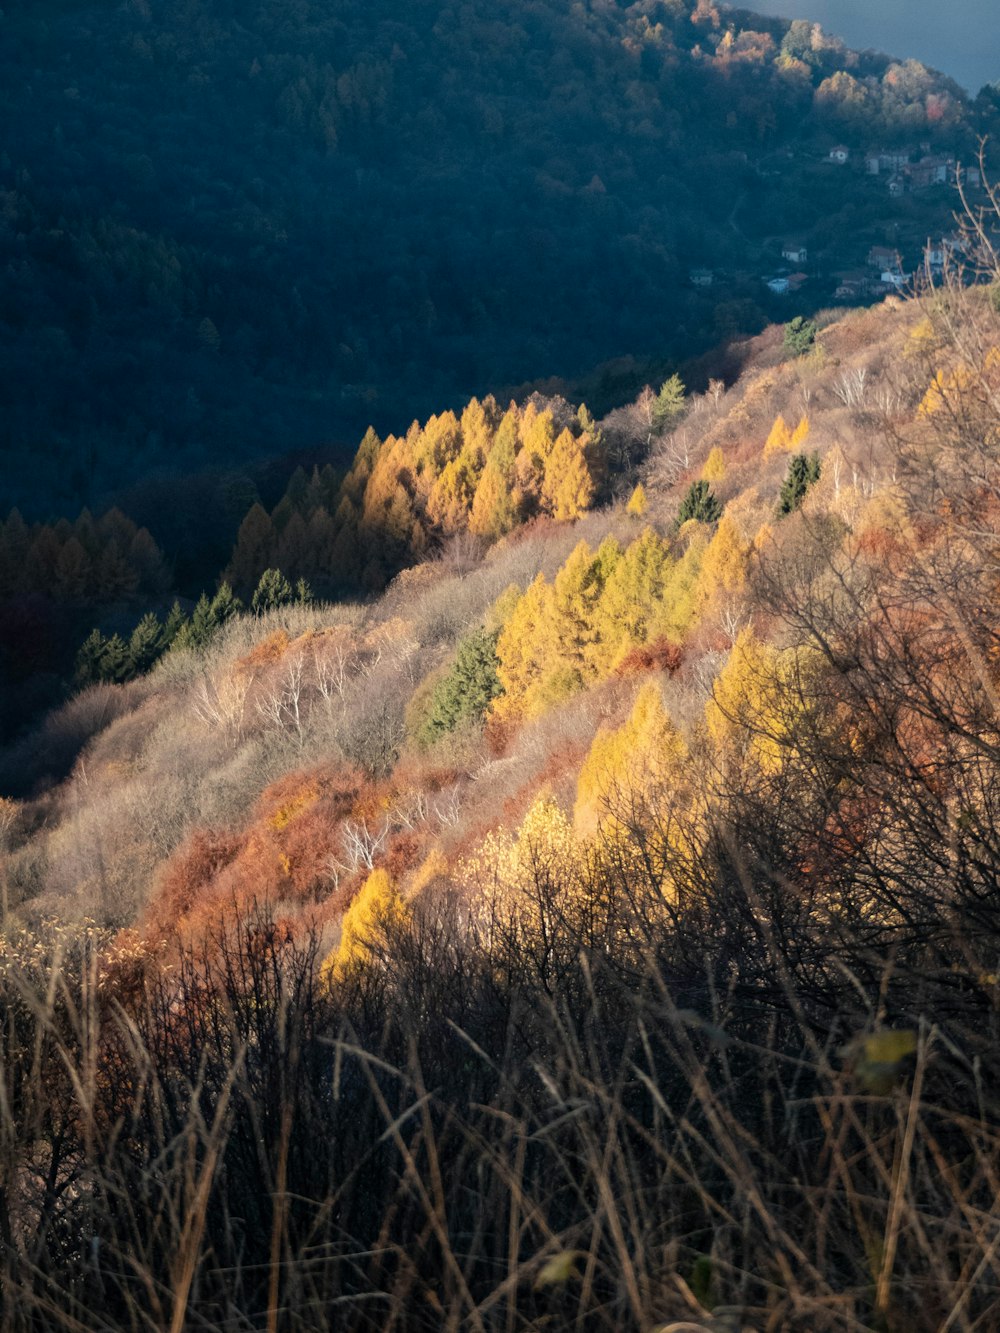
[777,452,822,515]
[74,628,108,685]
[329,869,409,979]
[161,601,187,648]
[763,414,793,457]
[702,446,726,482]
[699,513,750,601]
[417,626,502,746]
[541,429,595,521]
[227,503,276,595]
[626,483,648,517]
[676,480,722,527]
[251,569,294,614]
[652,373,686,431]
[128,612,164,674]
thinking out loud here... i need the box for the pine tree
[777,452,822,515]
[209,582,243,625]
[128,612,164,674]
[251,568,294,614]
[417,627,502,746]
[99,633,132,683]
[676,480,722,527]
[161,601,187,648]
[783,315,817,357]
[74,629,108,686]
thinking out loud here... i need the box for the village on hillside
[689,137,988,308]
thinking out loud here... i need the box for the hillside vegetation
[3,0,993,525]
[4,197,1000,1326]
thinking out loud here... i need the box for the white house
[690,267,714,288]
[829,145,850,165]
[924,241,945,270]
[782,243,808,264]
[881,269,909,289]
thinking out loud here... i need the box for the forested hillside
[4,201,1000,1326]
[3,0,993,523]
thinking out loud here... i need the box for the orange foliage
[614,638,683,677]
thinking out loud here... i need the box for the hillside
[3,216,1000,1326]
[2,0,992,528]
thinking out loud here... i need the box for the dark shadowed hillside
[2,0,992,519]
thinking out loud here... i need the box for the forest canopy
[1,0,987,520]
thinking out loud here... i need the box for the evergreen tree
[128,612,164,674]
[209,582,243,625]
[74,628,108,686]
[652,373,686,431]
[418,627,502,746]
[676,480,722,526]
[783,315,817,357]
[777,452,822,515]
[186,594,216,648]
[99,633,132,683]
[161,601,187,648]
[251,568,294,614]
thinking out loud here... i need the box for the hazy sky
[743,0,999,94]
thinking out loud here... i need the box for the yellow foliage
[541,429,595,521]
[269,784,319,830]
[698,513,749,603]
[409,846,449,897]
[701,446,726,482]
[906,316,938,356]
[790,415,810,447]
[460,793,583,941]
[706,628,812,774]
[763,414,792,457]
[626,483,648,516]
[844,1029,917,1094]
[653,532,706,642]
[575,682,686,835]
[326,869,409,981]
[918,365,973,417]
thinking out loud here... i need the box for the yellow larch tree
[591,527,672,673]
[541,428,596,521]
[575,681,687,836]
[326,868,410,981]
[626,483,648,516]
[705,627,813,775]
[702,446,726,482]
[460,792,584,954]
[790,414,810,448]
[698,512,750,604]
[763,414,793,457]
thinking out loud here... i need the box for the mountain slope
[1,0,983,519]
